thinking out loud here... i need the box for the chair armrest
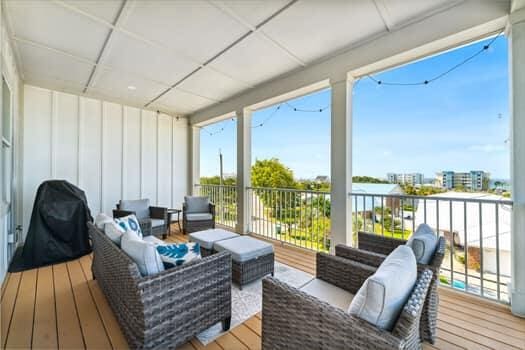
[113,209,134,218]
[358,232,407,255]
[149,206,167,220]
[262,277,402,350]
[316,253,376,295]
[335,244,385,267]
[209,203,215,217]
[138,251,232,326]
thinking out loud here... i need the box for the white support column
[330,75,353,250]
[189,126,200,195]
[236,109,252,234]
[509,8,525,317]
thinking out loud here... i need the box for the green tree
[251,158,296,189]
[352,176,389,184]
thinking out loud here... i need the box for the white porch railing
[247,187,331,252]
[350,192,513,303]
[195,184,512,303]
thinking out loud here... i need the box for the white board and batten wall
[22,85,189,239]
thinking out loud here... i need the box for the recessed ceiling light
[127,85,137,90]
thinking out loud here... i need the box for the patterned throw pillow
[157,242,201,267]
[114,214,142,238]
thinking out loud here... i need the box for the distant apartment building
[436,171,489,191]
[387,173,424,185]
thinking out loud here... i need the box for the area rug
[196,261,313,345]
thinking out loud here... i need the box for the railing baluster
[496,203,500,300]
[479,202,484,297]
[450,200,454,286]
[464,200,468,290]
[381,195,384,236]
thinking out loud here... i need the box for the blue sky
[200,35,509,180]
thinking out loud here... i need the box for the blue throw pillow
[157,242,201,267]
[114,214,142,238]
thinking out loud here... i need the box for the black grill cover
[20,180,92,269]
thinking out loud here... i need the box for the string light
[204,33,503,136]
[366,31,503,86]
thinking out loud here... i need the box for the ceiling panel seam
[50,0,253,89]
[83,0,129,93]
[144,0,299,108]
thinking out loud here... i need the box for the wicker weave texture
[344,231,446,344]
[233,252,275,289]
[262,253,433,350]
[89,223,232,349]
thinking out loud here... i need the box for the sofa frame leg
[222,316,231,331]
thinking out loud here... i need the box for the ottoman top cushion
[189,229,239,249]
[214,236,274,263]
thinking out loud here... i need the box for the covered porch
[1,0,525,349]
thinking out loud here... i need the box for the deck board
[1,225,523,350]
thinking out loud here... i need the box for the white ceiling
[5,0,474,115]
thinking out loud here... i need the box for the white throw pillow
[120,231,164,276]
[95,213,113,230]
[406,223,438,264]
[114,214,143,238]
[104,221,125,245]
[348,245,417,331]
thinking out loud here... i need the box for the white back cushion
[348,245,417,331]
[406,223,438,264]
[121,231,165,276]
[104,221,125,245]
[95,213,113,229]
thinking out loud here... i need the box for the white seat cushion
[104,221,125,245]
[300,278,354,310]
[95,213,113,230]
[150,218,165,228]
[406,223,438,264]
[213,236,273,263]
[143,235,165,246]
[186,213,213,221]
[121,231,164,276]
[348,245,417,331]
[189,229,239,249]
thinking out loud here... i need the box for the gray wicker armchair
[113,199,168,237]
[88,223,232,349]
[262,252,433,350]
[183,196,215,234]
[333,231,446,344]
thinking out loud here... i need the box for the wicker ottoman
[213,236,275,289]
[189,229,240,256]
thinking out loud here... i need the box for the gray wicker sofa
[334,231,446,344]
[88,223,232,349]
[262,252,433,350]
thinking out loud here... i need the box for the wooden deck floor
[1,228,524,350]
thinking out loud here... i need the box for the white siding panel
[141,110,157,204]
[22,86,189,234]
[157,114,171,207]
[173,119,188,209]
[22,86,52,237]
[55,92,79,184]
[80,97,102,215]
[124,106,141,200]
[102,102,123,214]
